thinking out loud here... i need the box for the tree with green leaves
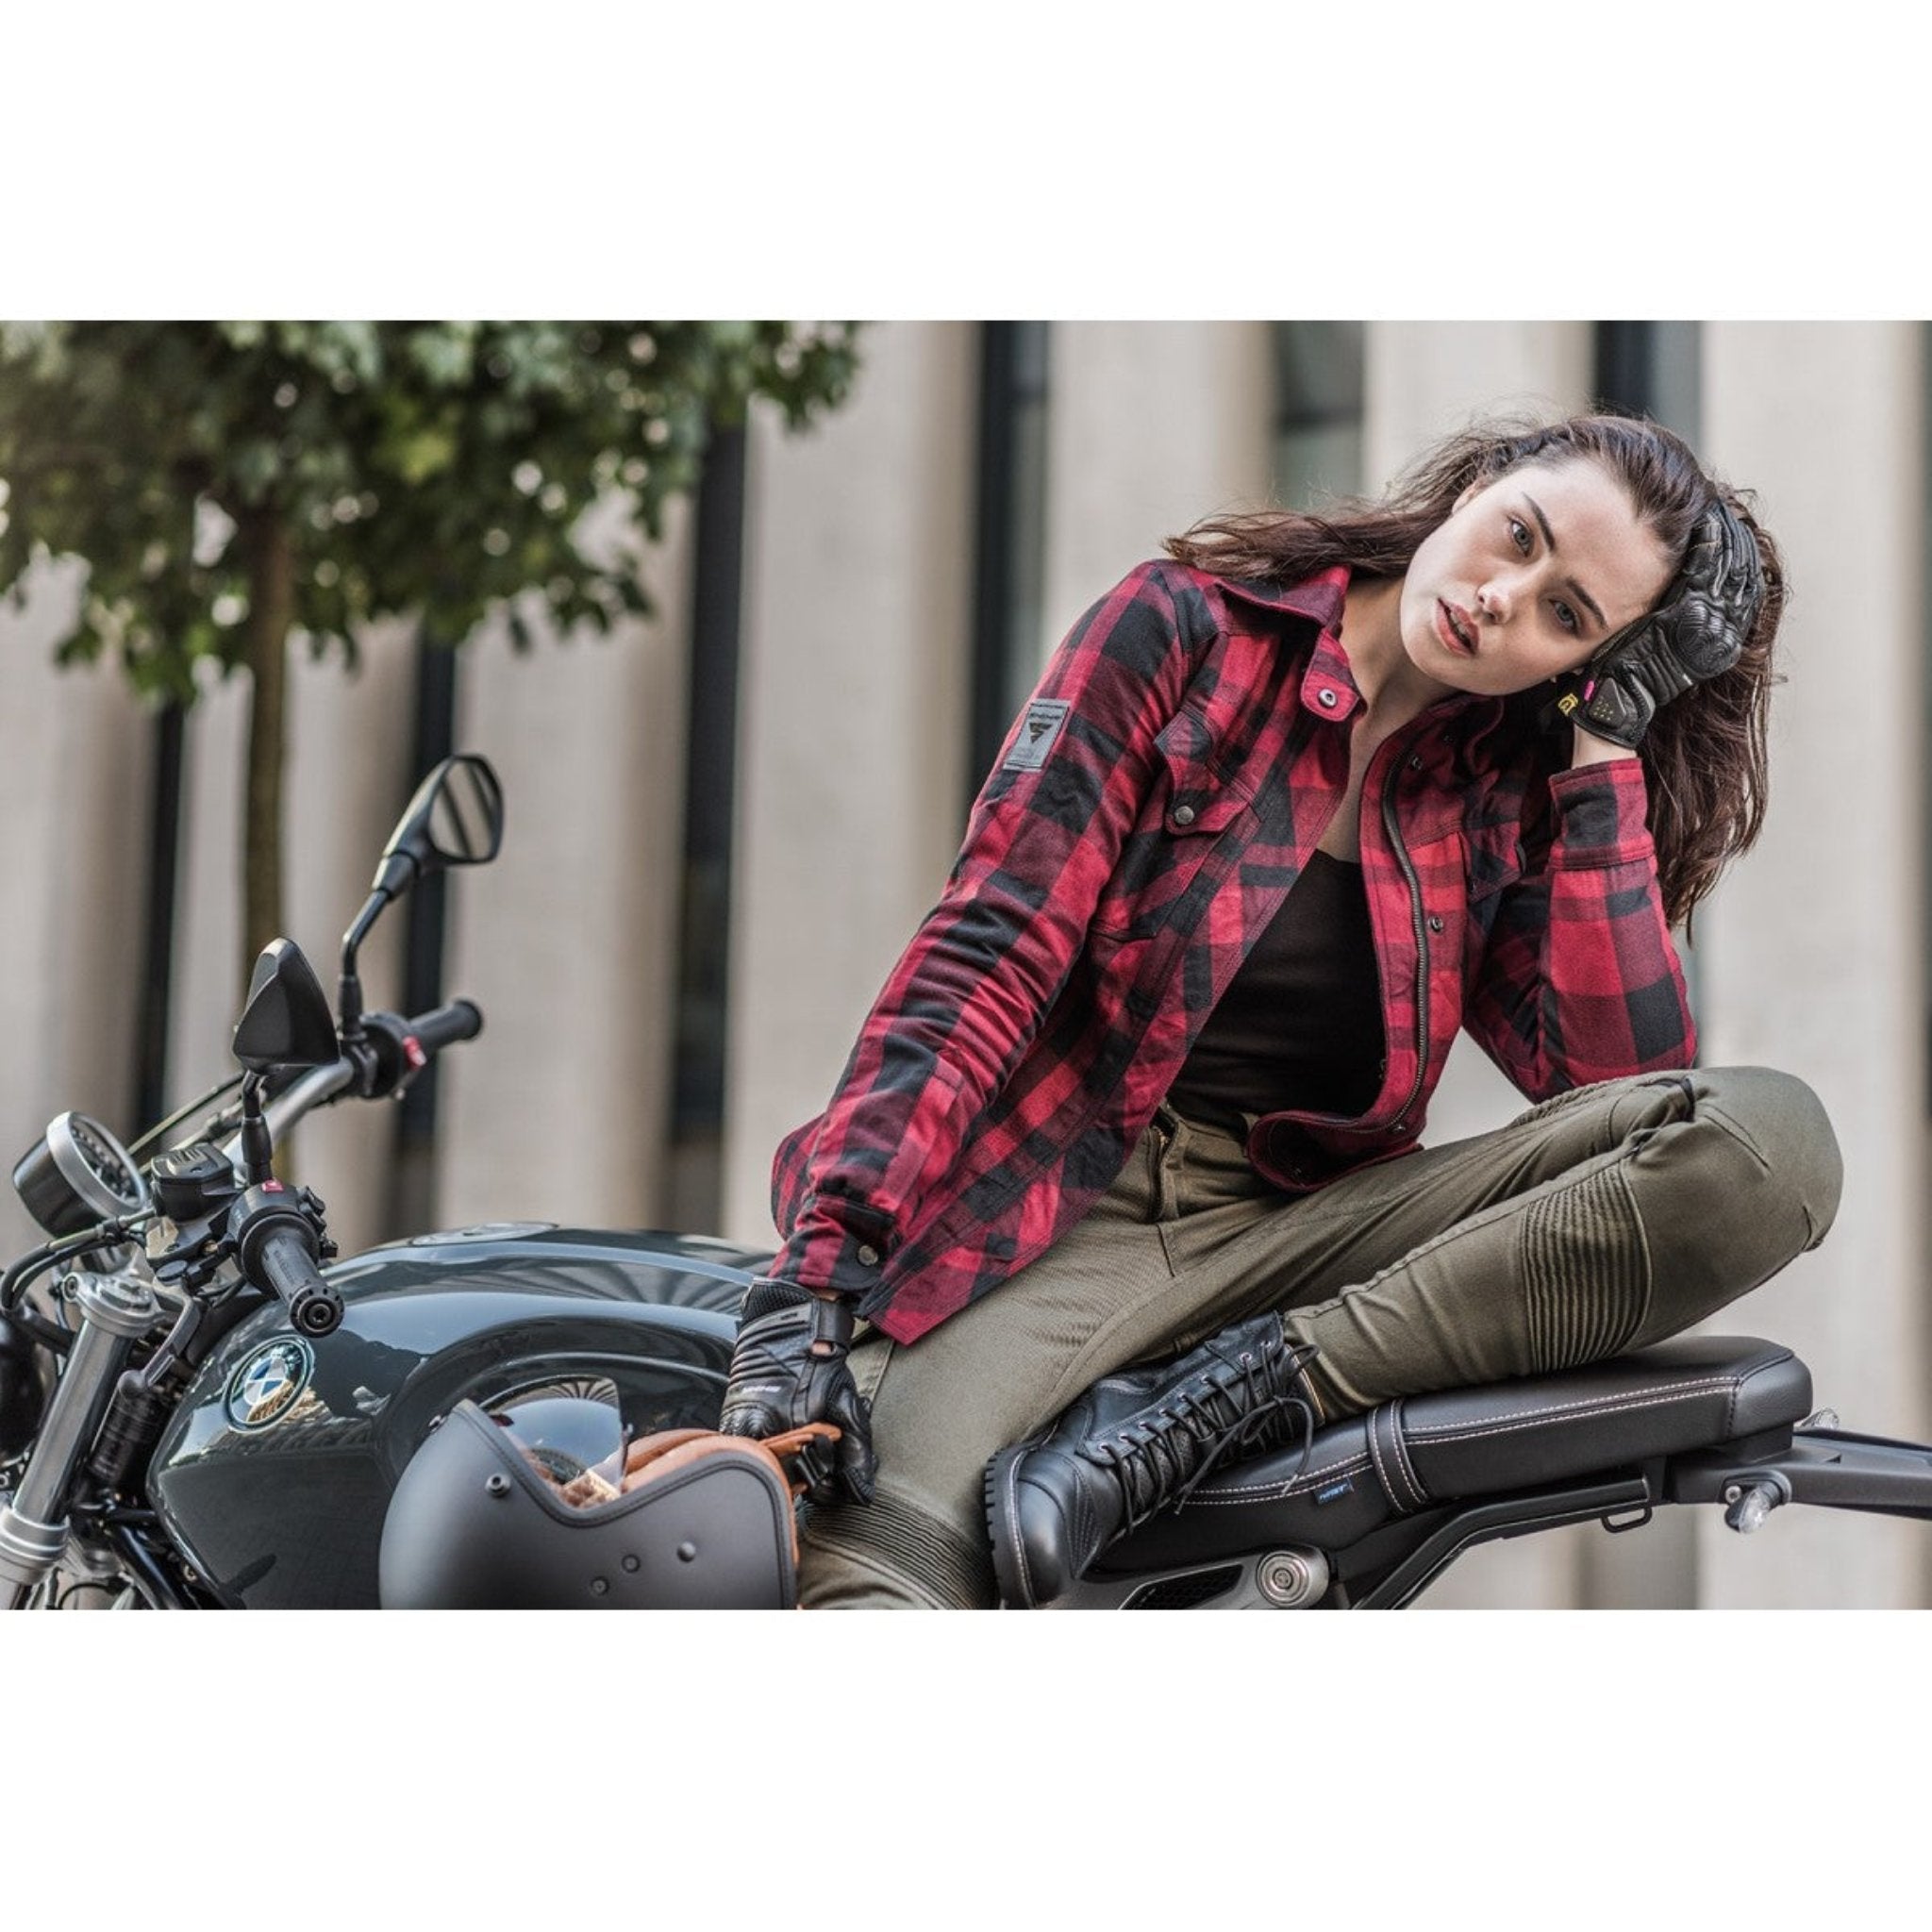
[0,321,861,978]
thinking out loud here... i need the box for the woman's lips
[1436,599,1476,658]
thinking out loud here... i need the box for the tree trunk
[240,508,294,999]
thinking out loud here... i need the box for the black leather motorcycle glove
[1547,495,1766,750]
[717,1279,876,1507]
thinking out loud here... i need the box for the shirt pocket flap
[1155,707,1254,837]
[1463,818,1526,901]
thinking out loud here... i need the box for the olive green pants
[797,1066,1842,1609]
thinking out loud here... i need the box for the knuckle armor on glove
[1554,496,1766,750]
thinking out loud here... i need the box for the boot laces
[1098,1341,1320,1535]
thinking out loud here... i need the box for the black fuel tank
[149,1224,763,1608]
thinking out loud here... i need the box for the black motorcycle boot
[984,1310,1321,1607]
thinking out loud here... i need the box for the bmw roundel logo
[225,1338,316,1432]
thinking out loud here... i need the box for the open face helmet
[378,1397,806,1609]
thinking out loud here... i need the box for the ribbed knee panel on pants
[1517,1162,1650,1374]
[803,1488,997,1608]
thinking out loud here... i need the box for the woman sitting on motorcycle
[718,409,1845,1609]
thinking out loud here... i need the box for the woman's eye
[1553,600,1579,634]
[1507,516,1531,555]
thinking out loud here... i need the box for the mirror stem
[372,853,418,902]
[343,890,390,965]
[339,967,365,1047]
[240,1076,274,1186]
[339,891,392,1050]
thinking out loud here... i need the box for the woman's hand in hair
[1553,498,1766,752]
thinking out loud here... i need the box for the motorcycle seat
[1103,1334,1812,1569]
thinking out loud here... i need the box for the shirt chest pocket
[1153,706,1254,837]
[1091,708,1257,939]
[1462,819,1525,901]
[1459,818,1527,957]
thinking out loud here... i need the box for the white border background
[11,5,1926,1918]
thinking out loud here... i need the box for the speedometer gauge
[11,1111,151,1237]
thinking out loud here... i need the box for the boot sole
[983,1446,1041,1609]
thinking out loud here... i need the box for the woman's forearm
[1571,724,1641,767]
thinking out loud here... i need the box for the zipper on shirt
[1380,743,1429,1136]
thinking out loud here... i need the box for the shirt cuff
[1544,759,1656,870]
[769,1195,893,1298]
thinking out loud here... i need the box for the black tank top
[1166,850,1385,1126]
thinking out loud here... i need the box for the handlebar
[233,1185,343,1337]
[400,998,484,1056]
[207,1001,485,1332]
[257,1226,342,1337]
[211,997,485,1158]
[352,999,485,1099]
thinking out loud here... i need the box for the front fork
[0,1272,162,1608]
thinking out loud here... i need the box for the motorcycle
[4,752,1929,1611]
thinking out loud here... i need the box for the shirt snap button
[857,1243,880,1267]
[1317,689,1339,709]
[1171,803,1197,827]
[1427,915,1445,933]
[1408,756,1424,771]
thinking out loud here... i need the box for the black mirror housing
[233,940,340,1074]
[422,753,505,868]
[371,754,504,897]
[340,754,505,1047]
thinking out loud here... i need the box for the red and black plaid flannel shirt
[770,559,1694,1345]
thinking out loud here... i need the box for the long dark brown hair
[1165,412,1785,931]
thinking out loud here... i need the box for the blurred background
[2,318,1924,1609]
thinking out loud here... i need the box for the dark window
[1593,322,1704,1022]
[666,422,748,1229]
[384,636,459,1238]
[135,699,186,1134]
[1274,323,1365,507]
[967,322,1051,809]
[1595,322,1701,441]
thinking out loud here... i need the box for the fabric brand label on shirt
[1003,698,1072,771]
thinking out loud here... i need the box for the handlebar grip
[253,1224,344,1338]
[400,999,483,1056]
[353,1002,483,1098]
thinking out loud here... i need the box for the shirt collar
[1216,563,1349,634]
[1213,566,1363,722]
[1219,563,1506,734]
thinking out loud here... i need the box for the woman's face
[1397,457,1675,699]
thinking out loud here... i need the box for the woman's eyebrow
[1523,493,1608,632]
